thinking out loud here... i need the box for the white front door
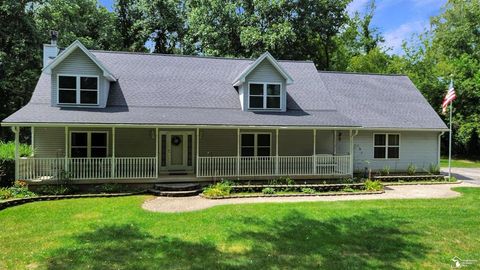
[160,131,194,172]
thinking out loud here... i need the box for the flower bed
[202,179,384,199]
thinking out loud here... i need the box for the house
[1,37,448,184]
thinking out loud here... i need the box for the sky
[99,0,447,55]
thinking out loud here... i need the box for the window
[248,83,281,110]
[71,132,107,158]
[58,75,98,105]
[241,133,271,156]
[374,134,400,159]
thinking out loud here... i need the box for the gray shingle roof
[318,72,447,129]
[2,50,446,130]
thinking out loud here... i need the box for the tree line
[0,0,479,157]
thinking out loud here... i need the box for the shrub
[342,187,355,193]
[380,165,390,176]
[448,176,457,182]
[0,188,13,200]
[364,179,383,191]
[428,163,440,174]
[202,181,232,198]
[36,185,71,195]
[0,141,33,160]
[407,163,416,175]
[0,181,36,200]
[0,159,15,187]
[100,183,123,193]
[301,188,316,194]
[262,187,275,194]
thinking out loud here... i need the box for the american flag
[442,80,456,114]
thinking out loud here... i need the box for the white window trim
[247,82,282,110]
[57,74,100,106]
[69,131,109,158]
[240,132,272,156]
[373,133,400,159]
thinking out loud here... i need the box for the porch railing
[197,155,351,177]
[18,157,156,181]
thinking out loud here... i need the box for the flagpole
[448,95,453,179]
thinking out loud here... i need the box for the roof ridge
[318,70,407,76]
[90,49,313,63]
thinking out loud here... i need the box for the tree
[115,0,148,51]
[139,0,185,54]
[33,0,121,50]
[184,0,350,69]
[0,0,42,139]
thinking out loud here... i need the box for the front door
[160,131,194,172]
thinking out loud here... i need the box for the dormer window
[58,75,98,105]
[248,83,281,110]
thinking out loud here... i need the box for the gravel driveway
[143,182,476,213]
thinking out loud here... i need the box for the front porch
[13,126,356,182]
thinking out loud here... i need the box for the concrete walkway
[142,182,477,213]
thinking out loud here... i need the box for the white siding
[199,129,237,156]
[116,128,156,157]
[51,48,109,108]
[278,130,313,156]
[33,127,65,158]
[353,130,440,172]
[243,59,287,112]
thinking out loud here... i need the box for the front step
[154,183,201,191]
[152,183,202,197]
[151,189,201,197]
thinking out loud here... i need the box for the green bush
[202,181,232,198]
[364,179,383,191]
[428,163,440,174]
[99,183,123,193]
[0,159,15,187]
[262,187,275,194]
[0,141,33,187]
[0,181,36,200]
[0,187,13,200]
[0,141,33,159]
[380,165,390,176]
[36,185,71,195]
[301,188,316,194]
[407,163,416,175]
[342,187,355,193]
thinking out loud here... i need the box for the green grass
[440,158,480,168]
[0,141,32,159]
[1,188,480,269]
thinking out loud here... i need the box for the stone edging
[383,180,462,186]
[0,191,148,211]
[200,190,385,199]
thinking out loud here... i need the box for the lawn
[440,158,480,168]
[1,188,480,269]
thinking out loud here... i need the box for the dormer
[42,40,116,108]
[233,52,293,112]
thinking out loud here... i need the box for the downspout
[438,132,445,167]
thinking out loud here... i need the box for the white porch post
[196,128,199,177]
[64,126,68,173]
[156,128,160,178]
[112,127,116,179]
[275,129,279,175]
[31,126,35,156]
[237,128,240,177]
[333,130,337,155]
[313,129,317,175]
[13,126,19,180]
